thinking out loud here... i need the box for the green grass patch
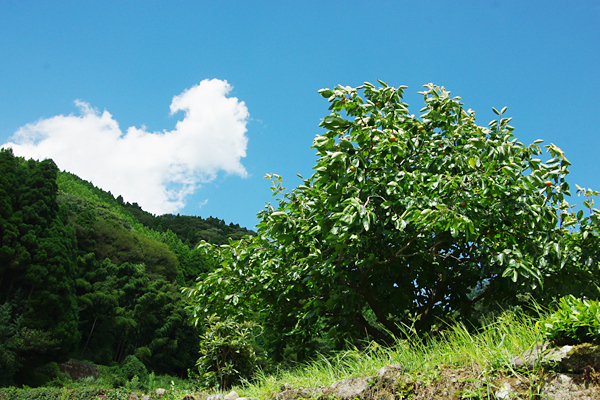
[0,310,550,399]
[236,310,543,399]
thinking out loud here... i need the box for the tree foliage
[1,150,216,385]
[194,315,262,390]
[0,149,79,384]
[186,82,600,358]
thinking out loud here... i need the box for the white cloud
[198,199,209,208]
[2,79,249,215]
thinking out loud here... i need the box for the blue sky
[1,1,599,230]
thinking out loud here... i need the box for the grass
[0,310,547,399]
[236,310,544,399]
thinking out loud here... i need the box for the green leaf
[502,166,516,178]
[469,138,485,149]
[321,115,351,130]
[362,216,370,232]
[270,211,287,220]
[318,89,335,98]
[468,157,481,168]
[313,135,334,150]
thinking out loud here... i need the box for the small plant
[106,388,131,400]
[120,355,148,382]
[195,314,262,390]
[125,375,141,391]
[541,295,600,345]
[146,371,157,391]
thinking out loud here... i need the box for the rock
[58,359,99,381]
[513,343,549,370]
[182,395,196,400]
[128,393,140,400]
[155,388,167,397]
[541,372,600,400]
[141,395,150,400]
[559,343,600,373]
[275,365,404,400]
[322,376,372,400]
[540,343,600,373]
[273,387,322,400]
[205,395,224,400]
[495,383,512,399]
[223,390,239,400]
[543,345,575,366]
[376,364,403,384]
[269,361,600,399]
[513,342,600,374]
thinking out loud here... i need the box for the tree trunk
[81,315,97,357]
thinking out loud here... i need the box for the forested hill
[0,148,252,387]
[57,170,254,245]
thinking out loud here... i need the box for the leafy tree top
[188,82,598,354]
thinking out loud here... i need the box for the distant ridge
[57,170,254,246]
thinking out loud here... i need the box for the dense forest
[0,147,252,387]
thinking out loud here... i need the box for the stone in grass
[223,390,239,400]
[541,372,600,400]
[322,376,372,400]
[376,364,404,384]
[274,387,322,400]
[513,343,549,370]
[545,343,600,373]
[274,364,404,400]
[514,343,600,373]
[58,359,99,380]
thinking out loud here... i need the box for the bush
[541,295,600,345]
[38,362,71,388]
[120,355,148,381]
[195,315,262,390]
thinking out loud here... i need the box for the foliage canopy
[0,150,218,385]
[186,82,600,358]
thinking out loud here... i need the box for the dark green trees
[0,148,236,386]
[76,258,198,374]
[0,149,79,384]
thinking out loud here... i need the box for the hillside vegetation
[0,148,252,387]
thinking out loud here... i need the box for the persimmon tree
[185,82,595,356]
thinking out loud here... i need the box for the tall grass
[238,310,543,399]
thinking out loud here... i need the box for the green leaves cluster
[195,315,262,390]
[186,81,600,358]
[542,295,600,345]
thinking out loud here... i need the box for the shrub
[195,315,262,390]
[120,355,148,381]
[541,295,600,345]
[38,362,71,387]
